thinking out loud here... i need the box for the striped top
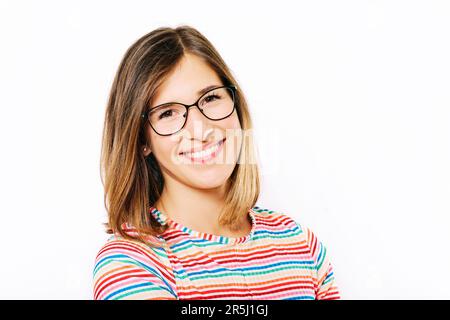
[93,206,340,300]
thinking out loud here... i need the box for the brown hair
[100,25,260,246]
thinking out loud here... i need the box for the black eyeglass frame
[141,84,237,136]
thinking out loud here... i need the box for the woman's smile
[179,138,226,164]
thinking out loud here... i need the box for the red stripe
[257,216,295,228]
[180,283,315,299]
[97,243,168,275]
[94,268,152,299]
[264,214,294,225]
[180,280,314,295]
[161,213,299,242]
[179,245,311,267]
[96,242,175,283]
[163,229,189,241]
[309,229,318,258]
[319,289,341,300]
[256,221,297,231]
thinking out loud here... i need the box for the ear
[142,145,152,157]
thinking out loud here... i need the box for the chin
[182,168,234,190]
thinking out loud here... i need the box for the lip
[179,138,226,155]
[179,138,225,163]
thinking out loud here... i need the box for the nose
[182,105,213,139]
[184,105,207,127]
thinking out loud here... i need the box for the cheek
[157,143,177,163]
[219,113,242,141]
[218,114,243,163]
[147,129,179,165]
[227,112,241,130]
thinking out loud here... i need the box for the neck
[155,174,249,237]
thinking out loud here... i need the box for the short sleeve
[93,239,178,300]
[304,226,341,300]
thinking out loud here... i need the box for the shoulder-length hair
[101,25,260,246]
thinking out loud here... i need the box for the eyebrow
[150,84,222,110]
[198,84,221,95]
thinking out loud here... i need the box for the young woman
[93,25,341,300]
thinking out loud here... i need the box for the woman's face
[143,53,242,190]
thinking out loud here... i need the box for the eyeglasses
[141,85,237,136]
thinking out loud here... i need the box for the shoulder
[94,233,171,273]
[251,205,306,233]
[93,234,176,300]
[251,205,321,251]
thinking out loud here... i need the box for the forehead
[151,53,222,106]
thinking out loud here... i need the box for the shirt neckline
[149,206,257,245]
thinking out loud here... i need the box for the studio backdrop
[0,0,449,299]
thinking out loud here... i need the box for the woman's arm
[93,240,177,300]
[304,226,341,300]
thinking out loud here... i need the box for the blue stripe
[284,296,315,300]
[323,271,334,285]
[104,282,173,300]
[94,254,129,275]
[316,244,326,270]
[184,260,315,277]
[253,228,299,236]
[171,238,209,250]
[95,254,177,297]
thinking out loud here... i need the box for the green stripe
[253,208,275,214]
[153,248,168,259]
[171,229,303,253]
[171,241,227,253]
[175,265,316,281]
[112,287,165,300]
[93,260,113,276]
[316,246,326,270]
[252,229,302,241]
[94,258,136,276]
[322,275,333,286]
[94,257,150,277]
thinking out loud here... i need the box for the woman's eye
[205,94,220,103]
[159,109,174,119]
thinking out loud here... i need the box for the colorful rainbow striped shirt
[93,206,340,300]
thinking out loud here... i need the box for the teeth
[183,140,222,159]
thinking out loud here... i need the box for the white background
[0,0,449,299]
